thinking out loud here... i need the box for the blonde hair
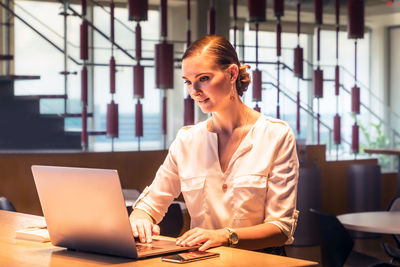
[182,35,251,96]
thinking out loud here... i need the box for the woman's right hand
[129,209,160,243]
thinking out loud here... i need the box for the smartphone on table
[161,250,220,263]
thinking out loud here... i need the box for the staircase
[0,76,81,149]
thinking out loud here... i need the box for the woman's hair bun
[236,64,251,96]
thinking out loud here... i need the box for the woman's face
[182,55,237,114]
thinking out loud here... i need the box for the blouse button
[222,183,228,191]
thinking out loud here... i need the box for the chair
[159,202,184,238]
[381,243,400,265]
[310,209,388,267]
[387,197,400,248]
[381,197,400,263]
[0,197,16,212]
[122,188,185,237]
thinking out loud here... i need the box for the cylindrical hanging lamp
[314,0,323,24]
[276,22,282,57]
[134,64,144,98]
[313,68,323,98]
[335,65,340,96]
[351,85,360,114]
[135,100,143,137]
[110,57,116,94]
[294,45,303,78]
[161,0,168,38]
[155,42,174,89]
[352,122,359,154]
[296,91,300,134]
[81,0,87,16]
[128,0,148,21]
[347,0,364,39]
[110,2,115,43]
[273,0,284,18]
[333,114,341,145]
[81,66,88,105]
[248,0,266,22]
[107,101,119,138]
[162,96,167,135]
[208,6,215,35]
[184,97,194,126]
[81,106,88,146]
[80,21,88,60]
[252,69,262,102]
[135,24,142,61]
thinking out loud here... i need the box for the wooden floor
[286,234,399,266]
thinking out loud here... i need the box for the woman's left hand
[176,227,228,251]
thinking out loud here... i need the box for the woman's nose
[188,83,202,96]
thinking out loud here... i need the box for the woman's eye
[184,80,191,85]
[199,76,209,82]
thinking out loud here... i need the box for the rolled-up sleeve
[264,127,299,244]
[135,136,182,224]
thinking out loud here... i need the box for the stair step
[0,55,13,60]
[61,113,94,118]
[16,94,68,100]
[0,75,40,81]
[68,130,107,136]
[0,98,40,114]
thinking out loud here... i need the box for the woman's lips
[197,98,209,104]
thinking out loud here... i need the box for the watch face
[230,232,239,245]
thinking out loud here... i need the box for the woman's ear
[228,64,239,83]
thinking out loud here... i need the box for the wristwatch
[225,227,239,246]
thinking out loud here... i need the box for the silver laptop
[31,165,193,258]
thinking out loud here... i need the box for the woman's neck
[210,101,248,135]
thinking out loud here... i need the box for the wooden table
[0,211,317,267]
[364,148,400,196]
[337,211,400,234]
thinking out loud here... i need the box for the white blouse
[135,115,299,243]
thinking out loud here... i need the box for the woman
[130,35,299,252]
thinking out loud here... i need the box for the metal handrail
[13,1,79,48]
[340,84,400,140]
[57,0,136,61]
[0,1,80,65]
[260,70,352,147]
[303,58,400,120]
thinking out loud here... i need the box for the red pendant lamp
[208,3,215,35]
[333,114,341,145]
[252,22,262,112]
[248,0,266,22]
[252,69,262,102]
[347,0,364,39]
[107,100,119,138]
[128,0,148,22]
[313,67,323,98]
[184,97,194,126]
[352,123,359,154]
[80,20,88,60]
[351,86,360,114]
[135,100,143,137]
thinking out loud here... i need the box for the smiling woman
[129,35,299,254]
